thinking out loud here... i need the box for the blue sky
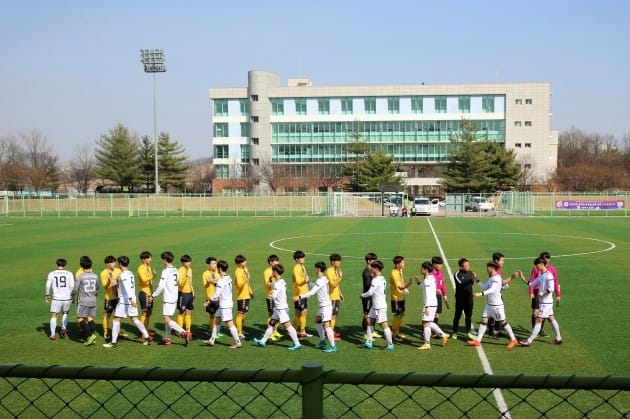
[1,1,629,161]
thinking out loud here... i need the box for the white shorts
[216,307,234,322]
[422,306,437,322]
[162,302,177,317]
[482,304,506,322]
[537,303,554,319]
[51,300,72,314]
[271,308,291,324]
[114,303,139,318]
[368,307,388,324]
[316,305,333,323]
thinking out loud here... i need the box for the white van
[411,197,431,216]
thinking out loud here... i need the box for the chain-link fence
[1,364,628,418]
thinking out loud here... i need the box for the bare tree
[187,159,213,193]
[67,144,96,194]
[258,160,285,192]
[0,135,24,190]
[20,131,60,192]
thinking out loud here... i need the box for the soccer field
[1,216,629,377]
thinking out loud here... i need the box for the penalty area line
[426,218,511,418]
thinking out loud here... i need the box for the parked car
[411,197,432,216]
[465,196,495,212]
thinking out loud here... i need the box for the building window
[240,145,250,163]
[253,158,260,166]
[318,98,330,115]
[214,145,228,158]
[341,98,353,114]
[272,99,284,115]
[525,143,532,148]
[387,97,400,114]
[240,122,250,137]
[411,96,423,113]
[295,99,307,115]
[514,143,522,148]
[250,94,259,101]
[458,96,471,113]
[251,116,259,123]
[515,99,523,105]
[214,123,228,137]
[482,95,495,113]
[435,96,447,113]
[364,97,376,114]
[525,98,533,104]
[525,121,532,127]
[524,164,532,170]
[240,99,250,116]
[215,165,229,179]
[214,99,228,116]
[514,121,522,127]
[251,137,259,145]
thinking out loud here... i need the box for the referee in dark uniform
[361,253,378,334]
[452,257,476,340]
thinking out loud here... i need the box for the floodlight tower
[140,49,166,194]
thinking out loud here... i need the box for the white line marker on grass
[426,218,512,418]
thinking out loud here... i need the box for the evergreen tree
[94,124,141,189]
[157,132,189,192]
[139,135,155,191]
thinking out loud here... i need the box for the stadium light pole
[140,49,166,194]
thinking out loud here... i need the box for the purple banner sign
[555,200,625,210]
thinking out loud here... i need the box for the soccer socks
[392,317,401,336]
[325,326,335,347]
[165,322,171,339]
[366,325,374,343]
[531,315,537,328]
[88,320,95,335]
[502,323,516,341]
[209,323,218,341]
[50,318,57,336]
[235,315,243,336]
[383,327,393,346]
[102,314,110,337]
[299,315,307,334]
[168,320,185,335]
[111,321,121,344]
[330,318,337,332]
[133,318,149,339]
[228,325,241,345]
[184,314,192,332]
[362,317,368,332]
[286,325,300,346]
[423,326,431,344]
[476,323,488,342]
[315,322,325,340]
[61,313,68,330]
[430,322,445,338]
[261,325,274,343]
[177,314,184,328]
[550,319,562,341]
[527,323,542,343]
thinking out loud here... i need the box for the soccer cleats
[60,328,67,338]
[385,344,395,351]
[418,343,431,351]
[442,334,450,346]
[102,342,116,348]
[253,338,266,347]
[287,344,302,351]
[519,340,531,347]
[466,340,481,347]
[362,342,373,349]
[549,339,563,345]
[315,340,327,349]
[506,339,518,349]
[85,333,98,346]
[323,346,337,353]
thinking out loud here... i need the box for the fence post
[301,362,323,419]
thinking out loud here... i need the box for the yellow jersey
[203,269,220,299]
[178,266,194,293]
[390,268,405,302]
[292,263,308,296]
[100,268,122,300]
[137,264,155,294]
[263,266,273,298]
[235,266,252,300]
[75,268,85,278]
[326,266,343,301]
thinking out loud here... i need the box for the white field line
[427,218,511,418]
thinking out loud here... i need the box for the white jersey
[419,274,438,307]
[530,270,555,304]
[46,269,75,301]
[271,278,290,311]
[118,270,137,305]
[152,266,180,304]
[212,274,234,309]
[361,275,387,310]
[478,273,503,306]
[301,275,331,307]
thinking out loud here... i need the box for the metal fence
[1,363,628,418]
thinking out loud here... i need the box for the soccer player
[293,261,336,352]
[528,251,561,337]
[75,262,87,338]
[202,260,242,349]
[45,258,75,340]
[234,254,253,339]
[292,250,311,338]
[99,255,121,341]
[487,252,516,338]
[103,256,152,348]
[150,251,191,346]
[360,260,394,350]
[431,256,448,330]
[263,254,282,341]
[202,257,220,336]
[72,256,99,346]
[326,253,343,340]
[177,254,194,335]
[466,261,519,349]
[361,253,382,339]
[389,255,412,342]
[137,251,155,334]
[254,264,303,351]
[518,257,563,346]
[451,258,476,340]
[415,261,449,350]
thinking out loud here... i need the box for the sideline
[426,218,512,418]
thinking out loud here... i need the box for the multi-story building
[209,70,557,195]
